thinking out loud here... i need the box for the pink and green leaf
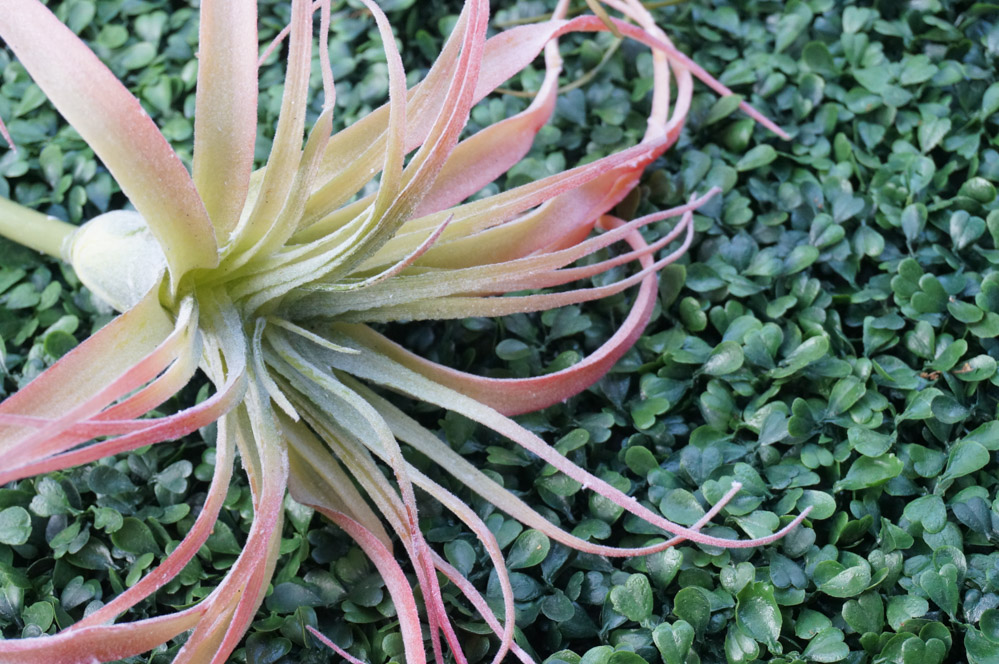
[0,0,219,282]
[192,0,258,241]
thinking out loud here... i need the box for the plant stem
[0,197,76,259]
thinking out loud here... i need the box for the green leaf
[802,628,849,663]
[835,454,903,491]
[900,55,938,85]
[886,595,929,631]
[842,592,884,634]
[672,587,710,636]
[940,440,990,482]
[930,339,967,371]
[496,338,531,361]
[653,621,694,664]
[736,582,782,651]
[814,559,872,598]
[802,41,836,75]
[119,42,157,70]
[623,446,658,476]
[704,94,744,126]
[507,529,550,569]
[646,547,683,588]
[919,564,959,618]
[265,582,323,613]
[0,506,31,546]
[901,204,926,244]
[771,335,829,378]
[904,320,935,359]
[948,300,984,324]
[797,491,836,520]
[955,355,997,381]
[703,341,744,376]
[950,210,986,250]
[826,376,865,415]
[981,609,999,642]
[897,387,943,422]
[725,625,760,664]
[720,562,755,595]
[660,489,705,526]
[982,81,999,119]
[854,68,892,94]
[22,600,54,631]
[774,2,813,52]
[903,495,947,534]
[110,517,161,556]
[918,115,951,153]
[794,610,832,639]
[783,245,819,275]
[610,574,653,623]
[444,540,476,577]
[847,428,892,457]
[736,145,778,172]
[968,626,999,664]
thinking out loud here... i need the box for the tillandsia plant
[0,0,810,662]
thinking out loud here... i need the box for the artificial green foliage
[2,0,999,663]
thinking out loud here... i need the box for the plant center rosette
[0,1,808,663]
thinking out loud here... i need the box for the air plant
[0,0,809,662]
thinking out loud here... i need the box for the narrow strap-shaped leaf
[270,331,468,664]
[407,467,517,664]
[283,414,393,550]
[0,354,246,485]
[170,399,284,664]
[208,108,335,285]
[203,388,288,664]
[299,9,783,242]
[287,405,428,662]
[286,0,488,302]
[301,15,579,226]
[193,0,258,241]
[0,286,173,457]
[0,606,205,663]
[402,6,679,273]
[432,552,537,664]
[0,0,219,281]
[349,116,683,272]
[328,216,692,324]
[409,33,562,217]
[307,627,369,664]
[406,168,637,271]
[321,214,453,293]
[236,212,451,307]
[95,332,201,421]
[352,377,761,555]
[67,413,236,630]
[320,394,520,664]
[253,320,299,420]
[320,334,811,549]
[4,298,196,466]
[274,359,458,664]
[227,0,312,255]
[290,495,427,664]
[302,8,471,223]
[313,192,709,316]
[332,223,659,416]
[0,293,247,483]
[358,0,408,218]
[277,123,680,316]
